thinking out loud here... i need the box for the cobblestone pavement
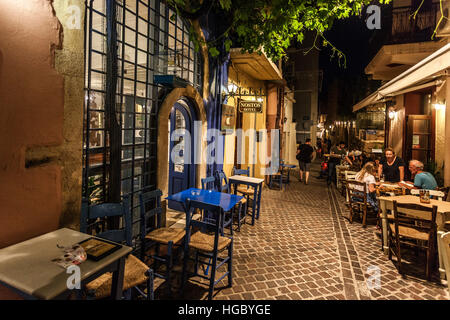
[160,161,450,300]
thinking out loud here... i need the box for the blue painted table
[166,188,243,212]
[228,175,264,226]
[280,163,296,184]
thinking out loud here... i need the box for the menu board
[79,238,122,261]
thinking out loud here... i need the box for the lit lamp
[388,109,396,120]
[433,101,446,110]
[222,82,239,104]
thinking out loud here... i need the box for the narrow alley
[174,162,450,300]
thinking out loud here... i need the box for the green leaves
[224,38,233,52]
[166,0,392,63]
[209,47,220,57]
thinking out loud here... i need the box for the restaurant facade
[0,0,288,250]
[353,0,450,184]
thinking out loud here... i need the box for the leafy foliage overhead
[167,0,392,63]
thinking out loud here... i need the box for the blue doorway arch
[168,98,197,211]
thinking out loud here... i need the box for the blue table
[166,188,243,212]
[228,175,264,225]
[280,163,296,184]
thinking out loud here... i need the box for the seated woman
[353,162,378,211]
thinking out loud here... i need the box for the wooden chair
[410,189,446,201]
[280,166,291,187]
[210,170,234,235]
[388,201,438,280]
[346,180,378,228]
[139,189,185,296]
[81,196,153,300]
[181,199,233,300]
[344,171,358,203]
[215,170,229,193]
[201,176,217,191]
[440,232,450,293]
[437,186,450,202]
[268,162,284,190]
[232,166,253,195]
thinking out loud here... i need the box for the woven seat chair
[440,232,450,293]
[181,199,233,300]
[232,167,255,195]
[139,189,184,296]
[213,170,236,235]
[389,201,438,280]
[346,180,378,228]
[81,196,153,300]
[344,170,358,203]
[268,162,283,190]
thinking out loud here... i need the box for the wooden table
[228,175,264,226]
[0,228,132,299]
[378,195,450,279]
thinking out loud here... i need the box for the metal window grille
[83,0,202,249]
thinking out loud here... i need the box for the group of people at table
[327,143,439,211]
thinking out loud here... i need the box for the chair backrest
[345,170,358,181]
[233,166,250,177]
[392,201,437,237]
[184,199,225,252]
[437,186,450,202]
[81,195,132,246]
[346,180,367,205]
[139,189,163,241]
[441,232,450,293]
[201,176,217,191]
[215,170,230,193]
[410,189,445,200]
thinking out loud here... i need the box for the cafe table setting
[378,194,450,280]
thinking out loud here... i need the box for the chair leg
[154,243,160,272]
[146,269,154,300]
[349,205,353,224]
[426,237,435,281]
[181,246,189,296]
[208,253,218,300]
[237,204,242,232]
[396,240,402,274]
[166,241,173,296]
[194,250,199,275]
[362,206,367,228]
[228,239,233,288]
[229,210,234,236]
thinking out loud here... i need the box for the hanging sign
[239,101,262,113]
[221,104,236,133]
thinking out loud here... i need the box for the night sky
[319,8,390,118]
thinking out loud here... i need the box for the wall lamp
[222,82,239,104]
[388,109,396,120]
[433,100,446,110]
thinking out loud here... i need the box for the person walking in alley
[327,141,351,186]
[316,138,323,159]
[377,148,405,183]
[296,138,314,184]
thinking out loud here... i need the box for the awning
[353,43,450,112]
[230,48,283,81]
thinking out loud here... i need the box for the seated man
[402,160,437,190]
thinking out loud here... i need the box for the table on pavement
[228,175,264,226]
[378,195,450,280]
[0,228,132,300]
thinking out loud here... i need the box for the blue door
[168,102,195,211]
